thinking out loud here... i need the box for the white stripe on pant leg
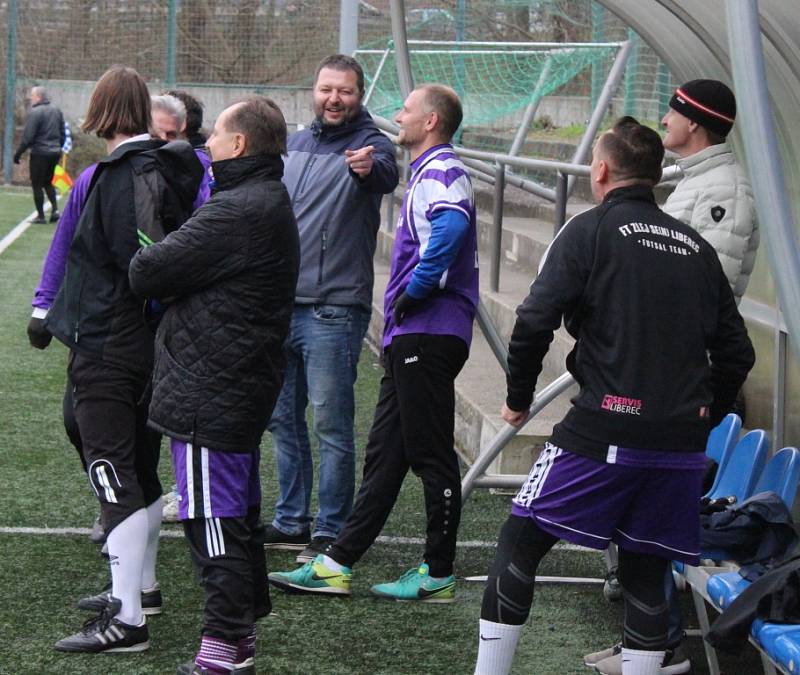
[201,447,212,519]
[205,517,219,557]
[97,465,118,504]
[186,443,195,519]
[213,517,226,556]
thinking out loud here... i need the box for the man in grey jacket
[14,86,65,224]
[265,54,399,564]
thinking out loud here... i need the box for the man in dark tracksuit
[473,117,755,675]
[129,96,299,675]
[14,86,65,223]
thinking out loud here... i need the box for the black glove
[27,316,52,349]
[392,291,424,326]
[13,152,22,165]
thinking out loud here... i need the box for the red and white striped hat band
[674,88,735,124]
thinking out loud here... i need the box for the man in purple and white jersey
[269,84,478,603]
[473,118,754,675]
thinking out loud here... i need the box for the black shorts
[68,351,162,531]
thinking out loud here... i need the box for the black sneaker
[263,524,310,551]
[78,583,163,616]
[176,657,255,674]
[296,536,335,563]
[32,215,47,224]
[54,596,149,653]
[49,210,60,223]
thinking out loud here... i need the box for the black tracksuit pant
[29,152,60,217]
[328,333,468,577]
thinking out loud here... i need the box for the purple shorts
[170,439,261,520]
[511,442,705,564]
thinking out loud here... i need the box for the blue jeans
[267,304,371,539]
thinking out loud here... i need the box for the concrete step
[370,222,578,477]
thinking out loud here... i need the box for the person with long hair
[45,65,202,654]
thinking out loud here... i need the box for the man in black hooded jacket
[129,96,299,675]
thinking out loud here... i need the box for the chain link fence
[1,0,676,181]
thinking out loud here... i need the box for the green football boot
[370,563,455,603]
[268,555,352,596]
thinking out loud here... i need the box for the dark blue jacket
[284,107,398,310]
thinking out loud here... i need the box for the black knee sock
[618,549,669,651]
[480,515,557,625]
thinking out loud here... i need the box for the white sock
[141,497,162,590]
[621,648,665,675]
[474,619,523,675]
[320,554,346,572]
[107,508,148,625]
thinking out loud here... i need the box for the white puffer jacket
[663,143,759,304]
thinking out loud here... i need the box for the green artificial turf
[0,187,760,673]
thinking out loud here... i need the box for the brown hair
[314,54,365,97]
[599,116,664,184]
[419,84,463,142]
[226,96,287,156]
[82,66,151,140]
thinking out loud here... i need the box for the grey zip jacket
[284,107,398,310]
[16,99,65,157]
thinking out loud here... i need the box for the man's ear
[232,132,247,158]
[425,111,439,133]
[595,159,609,184]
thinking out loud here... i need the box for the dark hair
[82,65,150,140]
[165,89,204,137]
[419,83,463,141]
[225,96,287,156]
[314,54,365,97]
[703,127,727,146]
[599,116,664,184]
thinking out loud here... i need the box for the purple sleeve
[31,163,98,311]
[191,148,212,212]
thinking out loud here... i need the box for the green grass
[0,186,760,673]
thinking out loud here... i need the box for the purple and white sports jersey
[383,144,478,349]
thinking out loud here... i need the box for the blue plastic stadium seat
[706,571,750,610]
[774,632,800,673]
[751,446,800,510]
[753,622,800,663]
[705,413,743,497]
[706,429,769,502]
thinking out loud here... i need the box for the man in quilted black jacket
[129,96,299,675]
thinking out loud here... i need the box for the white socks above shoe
[621,648,665,675]
[107,508,148,625]
[474,619,523,675]
[141,497,162,590]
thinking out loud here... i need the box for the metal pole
[461,372,575,501]
[773,301,786,451]
[339,0,359,56]
[726,0,800,367]
[623,29,639,116]
[389,0,414,98]
[362,45,391,107]
[554,171,568,236]
[490,162,505,292]
[508,57,553,158]
[166,0,178,87]
[590,3,605,112]
[453,0,467,145]
[567,39,633,195]
[3,0,18,185]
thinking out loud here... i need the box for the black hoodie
[46,138,203,372]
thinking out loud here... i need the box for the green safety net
[357,41,618,128]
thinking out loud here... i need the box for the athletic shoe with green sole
[268,555,352,596]
[370,563,455,603]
